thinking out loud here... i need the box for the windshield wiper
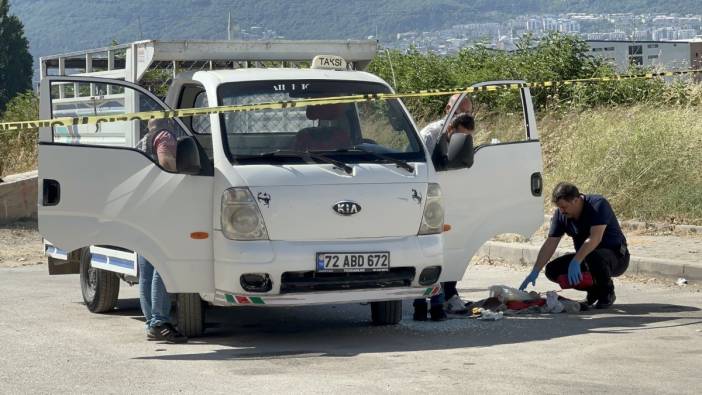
[323,147,415,173]
[253,149,353,175]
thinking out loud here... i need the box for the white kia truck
[38,40,544,336]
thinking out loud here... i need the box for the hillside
[10,0,702,64]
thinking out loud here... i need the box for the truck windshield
[217,80,425,165]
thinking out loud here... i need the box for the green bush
[370,33,702,122]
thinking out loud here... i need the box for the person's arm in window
[154,131,177,172]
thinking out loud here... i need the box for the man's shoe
[595,289,616,309]
[445,295,469,314]
[430,306,448,321]
[147,329,158,341]
[583,289,598,306]
[149,323,188,343]
[413,303,428,321]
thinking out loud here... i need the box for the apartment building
[587,39,702,74]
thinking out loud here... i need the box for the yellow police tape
[0,69,699,132]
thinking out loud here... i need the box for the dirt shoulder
[0,220,44,268]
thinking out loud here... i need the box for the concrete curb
[477,240,702,281]
[0,171,37,225]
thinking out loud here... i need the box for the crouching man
[519,182,630,309]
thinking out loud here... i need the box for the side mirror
[446,133,474,169]
[176,136,202,175]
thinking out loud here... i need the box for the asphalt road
[1,263,700,394]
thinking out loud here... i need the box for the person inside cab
[295,104,352,151]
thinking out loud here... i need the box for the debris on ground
[462,285,582,317]
[676,278,688,286]
[476,309,503,321]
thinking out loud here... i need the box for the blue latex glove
[519,269,540,291]
[568,258,583,286]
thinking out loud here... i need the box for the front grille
[280,268,415,294]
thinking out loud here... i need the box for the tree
[0,0,33,112]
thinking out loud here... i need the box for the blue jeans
[414,286,446,310]
[138,255,171,328]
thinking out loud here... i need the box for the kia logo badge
[333,201,362,216]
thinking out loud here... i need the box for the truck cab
[38,40,544,336]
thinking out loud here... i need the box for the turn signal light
[190,232,209,240]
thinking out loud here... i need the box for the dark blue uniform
[545,195,630,303]
[548,195,627,253]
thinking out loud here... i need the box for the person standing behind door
[135,118,187,343]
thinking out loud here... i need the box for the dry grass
[0,129,37,177]
[539,105,702,225]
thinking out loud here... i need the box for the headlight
[221,188,269,240]
[418,183,444,235]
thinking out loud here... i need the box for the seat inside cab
[294,104,352,151]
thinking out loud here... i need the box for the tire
[175,293,205,337]
[370,300,403,325]
[79,248,120,313]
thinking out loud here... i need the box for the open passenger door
[38,76,214,292]
[437,81,544,281]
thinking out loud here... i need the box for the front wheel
[370,300,403,325]
[174,293,206,337]
[79,248,120,313]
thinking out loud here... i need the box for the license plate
[316,252,390,273]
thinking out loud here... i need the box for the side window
[192,91,211,135]
[177,84,214,161]
[177,84,211,135]
[468,90,529,147]
[49,80,188,164]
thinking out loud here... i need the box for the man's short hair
[450,112,475,131]
[147,118,172,132]
[448,93,472,108]
[551,182,580,203]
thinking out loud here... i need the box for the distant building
[587,39,702,74]
[526,18,541,32]
[586,31,628,41]
[559,20,580,33]
[632,30,650,41]
[543,18,559,32]
[610,31,628,40]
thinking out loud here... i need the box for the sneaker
[148,323,188,343]
[444,295,469,314]
[430,306,448,321]
[413,302,428,321]
[146,329,158,341]
[595,289,616,309]
[583,289,599,306]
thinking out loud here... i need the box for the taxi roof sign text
[311,55,348,71]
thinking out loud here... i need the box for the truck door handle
[531,172,543,196]
[43,179,61,206]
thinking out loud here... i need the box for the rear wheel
[175,293,206,337]
[370,300,403,325]
[79,248,120,313]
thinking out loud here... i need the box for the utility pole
[137,16,143,40]
[228,12,232,40]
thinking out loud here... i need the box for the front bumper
[210,232,444,305]
[210,285,442,307]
